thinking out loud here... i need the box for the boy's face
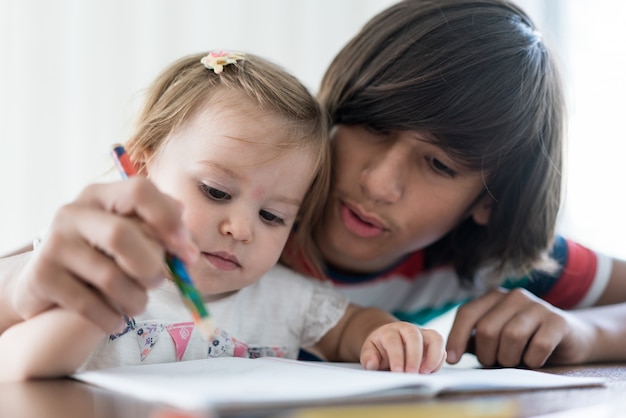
[145,91,316,296]
[314,124,490,274]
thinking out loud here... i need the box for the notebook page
[73,357,605,411]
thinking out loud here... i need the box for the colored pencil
[110,144,214,338]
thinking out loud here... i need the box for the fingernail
[447,350,457,363]
[364,360,376,370]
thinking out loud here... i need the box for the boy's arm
[0,179,200,336]
[595,258,626,305]
[445,258,626,368]
[0,307,104,381]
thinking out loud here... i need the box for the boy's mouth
[340,201,386,238]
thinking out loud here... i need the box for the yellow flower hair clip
[200,50,245,74]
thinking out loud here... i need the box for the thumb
[360,342,383,370]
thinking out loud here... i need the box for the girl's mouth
[203,251,241,271]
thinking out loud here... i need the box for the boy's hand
[445,288,593,368]
[360,322,446,373]
[10,179,199,334]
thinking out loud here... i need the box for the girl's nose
[360,142,405,204]
[219,216,253,243]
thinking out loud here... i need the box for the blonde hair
[125,51,330,273]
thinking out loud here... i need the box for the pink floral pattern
[109,319,285,362]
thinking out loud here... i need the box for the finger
[523,328,557,369]
[68,206,166,285]
[48,202,165,288]
[522,313,567,368]
[47,227,151,317]
[446,290,506,364]
[396,326,423,373]
[379,331,406,372]
[432,350,447,373]
[361,325,409,372]
[47,273,125,334]
[20,256,124,333]
[28,204,157,324]
[418,329,445,374]
[496,310,543,367]
[77,180,199,265]
[360,341,382,370]
[473,289,537,366]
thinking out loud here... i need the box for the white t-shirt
[80,264,348,370]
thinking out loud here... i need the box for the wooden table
[2,364,626,418]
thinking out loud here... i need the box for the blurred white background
[1,0,625,260]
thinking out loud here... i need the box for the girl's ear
[471,195,493,226]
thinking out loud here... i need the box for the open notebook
[73,357,605,411]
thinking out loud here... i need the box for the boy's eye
[200,184,231,201]
[259,210,285,226]
[427,157,456,178]
[364,125,391,136]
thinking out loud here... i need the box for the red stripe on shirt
[542,240,597,309]
[382,250,426,281]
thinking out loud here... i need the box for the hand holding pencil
[110,144,214,338]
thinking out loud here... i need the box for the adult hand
[360,322,446,373]
[9,178,199,333]
[445,288,594,368]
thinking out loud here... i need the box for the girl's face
[145,91,316,296]
[314,125,490,274]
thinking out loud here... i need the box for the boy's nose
[360,143,405,204]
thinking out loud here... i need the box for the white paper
[73,357,605,411]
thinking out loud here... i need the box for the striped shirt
[289,235,611,325]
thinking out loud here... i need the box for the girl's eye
[200,184,231,201]
[427,157,456,178]
[259,210,285,226]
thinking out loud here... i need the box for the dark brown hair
[319,0,564,284]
